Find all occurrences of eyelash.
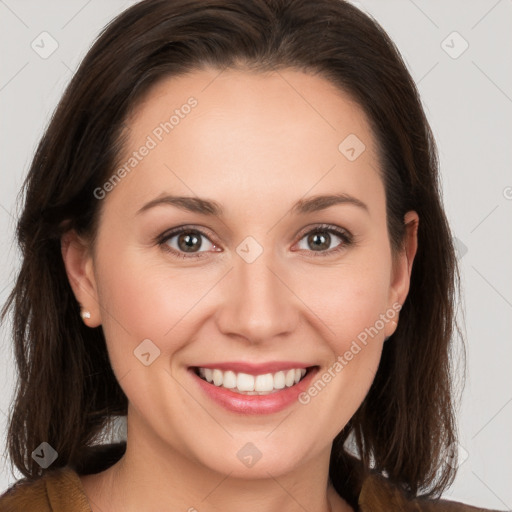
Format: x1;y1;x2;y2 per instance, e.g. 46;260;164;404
156;223;354;260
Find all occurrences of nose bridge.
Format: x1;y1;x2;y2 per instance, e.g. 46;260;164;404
216;240;298;343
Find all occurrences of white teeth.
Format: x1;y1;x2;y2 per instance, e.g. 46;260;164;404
222;370;237;389
196;367;309;394
285;369;295;387
212;369;223;386
273;371;285;389
204;368;213;383
237;372;255;391
255;373;274;392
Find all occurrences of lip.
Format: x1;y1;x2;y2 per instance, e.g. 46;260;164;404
188;364;319;415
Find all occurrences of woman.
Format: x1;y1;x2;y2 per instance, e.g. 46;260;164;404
0;0;501;510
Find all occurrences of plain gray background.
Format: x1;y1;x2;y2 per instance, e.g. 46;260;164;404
0;0;511;509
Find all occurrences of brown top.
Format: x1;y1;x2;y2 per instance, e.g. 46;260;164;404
0;443;501;512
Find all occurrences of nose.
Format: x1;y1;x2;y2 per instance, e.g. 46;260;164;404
215;247;300;344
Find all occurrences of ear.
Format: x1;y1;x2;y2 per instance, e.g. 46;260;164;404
61;230;102;327
385;210;419;338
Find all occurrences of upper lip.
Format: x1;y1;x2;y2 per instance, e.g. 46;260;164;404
190;361;316;375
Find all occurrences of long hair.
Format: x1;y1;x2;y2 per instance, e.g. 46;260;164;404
2;0;462;502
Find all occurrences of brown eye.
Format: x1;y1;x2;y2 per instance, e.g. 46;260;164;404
306;231;332;251
159;227;219;258
295;225;353;257
177;231;202;252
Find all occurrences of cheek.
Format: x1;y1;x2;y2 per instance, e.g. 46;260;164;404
93;243;219;371
294;257;392;348
294;268;390;441
290;251;392;408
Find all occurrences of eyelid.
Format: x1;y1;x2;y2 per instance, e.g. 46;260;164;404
156;224;218;244
293;223;352;242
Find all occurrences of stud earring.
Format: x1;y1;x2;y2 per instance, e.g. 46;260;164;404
80;309;91;320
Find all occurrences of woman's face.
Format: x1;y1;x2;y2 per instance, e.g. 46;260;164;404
64;67;417;478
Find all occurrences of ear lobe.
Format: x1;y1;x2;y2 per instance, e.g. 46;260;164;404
61;230;102;327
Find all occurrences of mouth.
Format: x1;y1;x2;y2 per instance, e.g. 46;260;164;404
192;366;314;395
188;363;319;414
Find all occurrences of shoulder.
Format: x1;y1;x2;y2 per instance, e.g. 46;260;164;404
0;466;91;512
0;442;125;511
0;472;51;512
359;471;502;512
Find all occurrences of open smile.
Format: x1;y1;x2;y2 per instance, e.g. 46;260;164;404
188;363;319;414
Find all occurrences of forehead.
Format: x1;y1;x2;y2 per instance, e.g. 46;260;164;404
127;67;374;145
109;67;382;213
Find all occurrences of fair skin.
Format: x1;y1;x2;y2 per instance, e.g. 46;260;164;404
62;67;418;512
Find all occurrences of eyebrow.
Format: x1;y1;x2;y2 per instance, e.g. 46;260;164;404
136;193;369;217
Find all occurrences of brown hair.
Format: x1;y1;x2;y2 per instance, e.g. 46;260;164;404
1;0;463;504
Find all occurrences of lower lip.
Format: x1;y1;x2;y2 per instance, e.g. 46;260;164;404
189;367;319;415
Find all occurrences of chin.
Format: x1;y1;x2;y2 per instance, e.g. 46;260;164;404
187;435;315;479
